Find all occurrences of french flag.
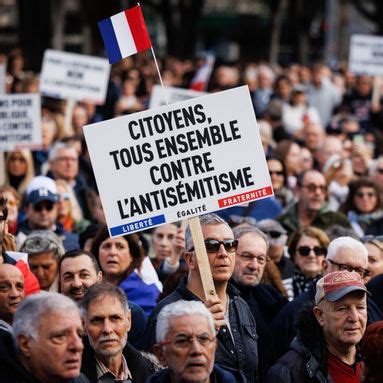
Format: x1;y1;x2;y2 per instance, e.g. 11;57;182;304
98;5;152;64
190;54;215;91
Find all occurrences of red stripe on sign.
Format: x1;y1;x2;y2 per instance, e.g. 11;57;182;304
125;6;152;53
218;186;273;208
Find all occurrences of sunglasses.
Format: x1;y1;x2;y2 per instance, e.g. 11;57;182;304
33;203;54;212
355;191;376;198
190;239;238;253
269;170;284;176
296;246;326;257
264;230;285;239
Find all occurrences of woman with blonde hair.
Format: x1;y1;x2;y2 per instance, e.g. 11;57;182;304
55;179;89;233
3;149;35;196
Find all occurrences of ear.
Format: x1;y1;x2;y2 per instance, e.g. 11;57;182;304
313;305;325;327
184;251;197;270
18;334;32;358
97;271;103;282
322;259;328;274
153;344;167;366
125;309;132;333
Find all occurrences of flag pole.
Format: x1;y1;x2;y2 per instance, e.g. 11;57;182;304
150;46;169;106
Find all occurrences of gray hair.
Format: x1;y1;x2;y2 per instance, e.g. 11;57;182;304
233;225;270;251
13;292;79;344
20;230;65;261
185;213;231;251
156;300;215;343
327;236;368;268
80;282;129;319
48;142;78;162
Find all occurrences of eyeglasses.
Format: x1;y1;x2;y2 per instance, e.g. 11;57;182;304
159;333;215;349
301;184;327;193
263;230;285;239
238;252;268;265
296;246;327;257
190;239;238;253
33;202;54;212
327;259;370;278
269;170;284;176
355;191;376;199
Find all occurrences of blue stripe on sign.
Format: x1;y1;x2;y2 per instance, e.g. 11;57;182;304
98;17;122;64
110;214;166;236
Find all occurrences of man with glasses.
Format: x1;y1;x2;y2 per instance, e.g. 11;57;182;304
231;225;287;378
144;213;259;383
269;236;382;362
81;282;153;382
149;300;237;382
17;176;79;251
278;169;350;236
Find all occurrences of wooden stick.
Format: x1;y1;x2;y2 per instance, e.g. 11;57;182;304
188;216;216;300
63;98;75;136
372;76;381;106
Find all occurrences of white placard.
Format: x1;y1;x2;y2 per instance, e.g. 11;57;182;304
149;85;206;108
84;86;273;237
40;49;110;104
0;64;5;94
0;94;41;151
349;34;383;76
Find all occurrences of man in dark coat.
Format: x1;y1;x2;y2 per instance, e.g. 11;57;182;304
144;213;259;383
266;271;368;383
270;236;382;361
81;282;153;382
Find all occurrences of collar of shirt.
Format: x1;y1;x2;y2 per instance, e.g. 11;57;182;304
96;354;132;381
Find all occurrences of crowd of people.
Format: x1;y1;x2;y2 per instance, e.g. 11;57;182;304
0;47;383;382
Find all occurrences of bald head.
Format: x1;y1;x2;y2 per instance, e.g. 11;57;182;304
0;264;25;324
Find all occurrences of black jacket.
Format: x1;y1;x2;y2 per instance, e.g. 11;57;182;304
230;280;287;378
81;337;154;383
269;284;383;362
146;364;239;383
144;277;259;383
266;303;332;383
0;330;89;383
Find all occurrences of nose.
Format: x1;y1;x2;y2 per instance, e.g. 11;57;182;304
189;337;204;354
72;275;81;288
347;306;359;322
9;285;22;298
35;267;45;279
69;332;84;352
102;319;113;335
217;243;229;257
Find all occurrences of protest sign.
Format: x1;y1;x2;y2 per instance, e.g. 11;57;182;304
0;64;5;94
40;49;110;104
149;85;206;108
0;94;41;151
84;85;273;237
349;34;383;76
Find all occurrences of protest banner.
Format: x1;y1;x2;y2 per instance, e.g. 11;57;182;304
40;49;110;104
349;34;383;77
0;64;5;94
84;85;273;238
149;85;206;109
0;94;41;151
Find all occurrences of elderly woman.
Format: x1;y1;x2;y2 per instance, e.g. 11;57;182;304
341;178;383;236
287;226;330;299
91;226;162;315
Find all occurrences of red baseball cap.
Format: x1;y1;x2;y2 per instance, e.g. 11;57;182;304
315;270;369;305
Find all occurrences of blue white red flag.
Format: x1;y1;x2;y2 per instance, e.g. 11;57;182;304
98;5;152;64
190;54;215;91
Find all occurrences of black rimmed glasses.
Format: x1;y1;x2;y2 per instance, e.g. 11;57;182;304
327;259;370;278
296;246;327;257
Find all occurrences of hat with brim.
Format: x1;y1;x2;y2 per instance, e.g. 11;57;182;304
27;188;58;205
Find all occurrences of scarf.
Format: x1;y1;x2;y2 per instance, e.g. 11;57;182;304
292;268;322;298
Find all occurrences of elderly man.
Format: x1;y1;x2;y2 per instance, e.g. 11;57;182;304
21;230;65;291
17;175;79;251
270;236;382;361
148;300;236;382
266;271;368;382
0;292;88;382
278;169;350;236
145;213;259;383
81;283;153;382
0;264;24;333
